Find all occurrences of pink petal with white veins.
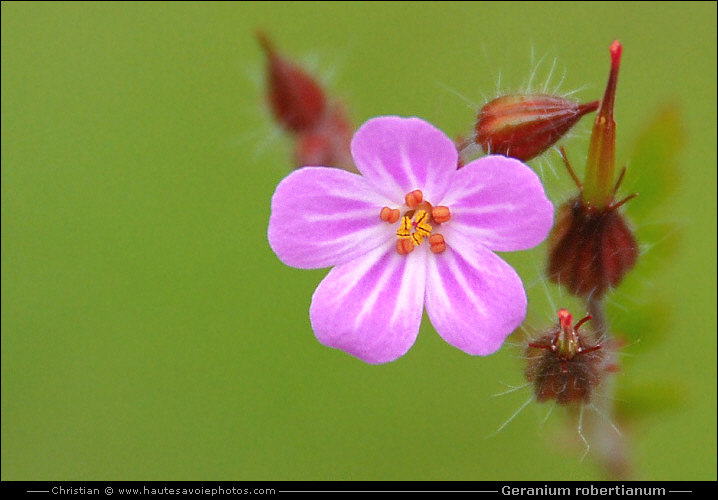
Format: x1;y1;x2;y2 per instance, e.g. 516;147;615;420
439;155;554;252
310;243;428;364
351;116;458;204
424;235;527;356
268;167;394;269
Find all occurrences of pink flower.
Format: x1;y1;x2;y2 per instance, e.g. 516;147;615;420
268;116;554;364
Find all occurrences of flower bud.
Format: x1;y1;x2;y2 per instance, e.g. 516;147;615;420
525;309;605;405
258;32;357;173
257;31;326;134
473;94;598;162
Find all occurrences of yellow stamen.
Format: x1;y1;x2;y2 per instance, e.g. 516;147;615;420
397;210;432;249
413;210;432;237
397;216;412;239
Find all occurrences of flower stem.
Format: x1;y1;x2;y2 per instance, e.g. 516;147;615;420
585;296;631;479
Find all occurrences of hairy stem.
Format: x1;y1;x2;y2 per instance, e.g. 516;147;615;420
586;297;631;479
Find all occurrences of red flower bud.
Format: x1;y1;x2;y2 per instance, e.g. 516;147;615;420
257;32;357;172
257;31;326;134
472;94;598;162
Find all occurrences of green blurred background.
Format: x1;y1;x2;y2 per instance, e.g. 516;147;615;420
2;1;715;481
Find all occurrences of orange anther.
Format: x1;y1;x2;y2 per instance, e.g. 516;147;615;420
380;206;400;224
429;233;446;254
405;190;423;208
431;206;451;224
428;233;445;246
430;241;447;254
396;238;414;255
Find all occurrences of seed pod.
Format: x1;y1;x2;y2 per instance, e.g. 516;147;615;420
546;42;638;299
525;309;605;405
547;197;638;298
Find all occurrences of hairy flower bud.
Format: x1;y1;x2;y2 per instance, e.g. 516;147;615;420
258;32;356;172
472;94;598;162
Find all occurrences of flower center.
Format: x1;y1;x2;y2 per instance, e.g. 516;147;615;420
379;189;451;255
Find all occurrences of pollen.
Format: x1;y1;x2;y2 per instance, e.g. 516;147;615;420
413;210;432;238
395;209;433;253
396;215;413;239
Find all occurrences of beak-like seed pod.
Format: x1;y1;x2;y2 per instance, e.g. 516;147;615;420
546;41;638;299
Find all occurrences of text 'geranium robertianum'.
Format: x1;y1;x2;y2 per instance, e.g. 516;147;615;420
268;116;554;364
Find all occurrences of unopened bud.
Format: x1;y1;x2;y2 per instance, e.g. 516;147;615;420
258;32;357;172
472;94;598;162
258;31;326;134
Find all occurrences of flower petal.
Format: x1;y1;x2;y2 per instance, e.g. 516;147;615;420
439;155;554;252
310;243;427;364
268;167;394;269
425;238;526;356
351;116;458;204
